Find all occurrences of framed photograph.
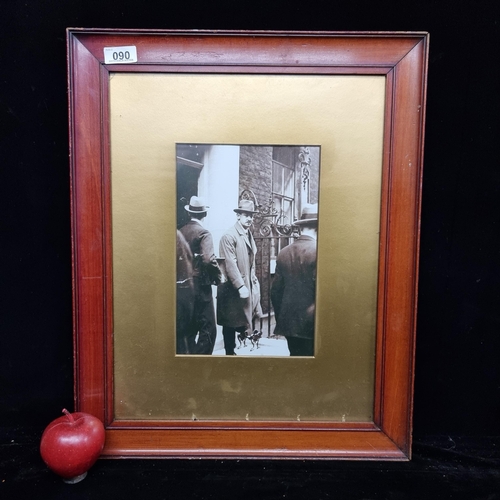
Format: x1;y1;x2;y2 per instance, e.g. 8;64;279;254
68;30;429;459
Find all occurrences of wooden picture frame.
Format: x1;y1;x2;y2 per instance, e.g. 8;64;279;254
67;29;428;459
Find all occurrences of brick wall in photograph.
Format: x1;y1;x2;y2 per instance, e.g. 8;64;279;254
239;145;273;209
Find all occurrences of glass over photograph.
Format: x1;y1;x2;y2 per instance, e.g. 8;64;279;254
176;144;321;357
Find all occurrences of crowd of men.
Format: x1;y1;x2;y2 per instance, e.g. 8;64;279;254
176;196;318;357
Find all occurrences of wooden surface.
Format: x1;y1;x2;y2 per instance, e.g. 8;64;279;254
68;30;429;459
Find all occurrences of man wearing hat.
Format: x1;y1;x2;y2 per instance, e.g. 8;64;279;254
179;196;222;354
217;199;263;355
271;203;318;356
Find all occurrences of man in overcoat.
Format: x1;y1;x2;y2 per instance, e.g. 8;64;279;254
179;196;222;354
217;200;263;355
271;204;318;356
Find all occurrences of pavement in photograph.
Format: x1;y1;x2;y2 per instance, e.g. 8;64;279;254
212;330;290;356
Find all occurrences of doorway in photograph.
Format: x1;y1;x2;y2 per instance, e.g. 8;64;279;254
176;144;321;357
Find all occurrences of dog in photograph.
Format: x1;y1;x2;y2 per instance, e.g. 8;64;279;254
236;330;248;349
249;329;262;351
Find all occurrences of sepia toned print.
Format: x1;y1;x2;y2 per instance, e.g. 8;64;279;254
176;144;320;357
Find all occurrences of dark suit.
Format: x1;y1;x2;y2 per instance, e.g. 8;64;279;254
271;235;317;356
179;220;221;354
176;231;195;354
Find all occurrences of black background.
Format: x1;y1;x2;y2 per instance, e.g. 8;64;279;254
1;1;499;498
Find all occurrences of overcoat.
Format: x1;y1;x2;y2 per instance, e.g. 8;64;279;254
179;220;221;297
217;222;262;329
179;219;222;354
271;235;317;339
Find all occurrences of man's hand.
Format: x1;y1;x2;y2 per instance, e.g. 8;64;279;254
238;285;250;299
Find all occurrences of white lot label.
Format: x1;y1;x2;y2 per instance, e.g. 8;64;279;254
104;46;137;64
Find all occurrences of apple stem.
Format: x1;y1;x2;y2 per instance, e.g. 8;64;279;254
62;408;75;423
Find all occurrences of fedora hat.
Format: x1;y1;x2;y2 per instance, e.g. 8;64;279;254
184;196;209;214
234;199;258;214
294;203;318;225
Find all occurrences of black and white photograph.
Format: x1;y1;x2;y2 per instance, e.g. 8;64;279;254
176;144;321;357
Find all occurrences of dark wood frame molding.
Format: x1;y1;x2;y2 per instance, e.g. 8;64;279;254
67;29;429;460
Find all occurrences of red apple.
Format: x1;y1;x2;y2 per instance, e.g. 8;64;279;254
40;409;105;483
